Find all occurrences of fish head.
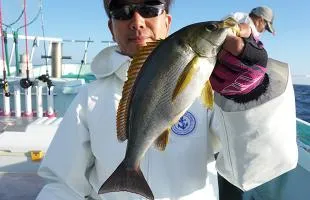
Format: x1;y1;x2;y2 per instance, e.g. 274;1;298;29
187;18;239;58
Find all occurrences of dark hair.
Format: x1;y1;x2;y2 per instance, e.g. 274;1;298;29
163;0;173;13
249;12;260;20
103;0;173;17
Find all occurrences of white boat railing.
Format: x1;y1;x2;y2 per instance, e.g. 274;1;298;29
0;32;115;119
0;32;115;71
296;118;310;153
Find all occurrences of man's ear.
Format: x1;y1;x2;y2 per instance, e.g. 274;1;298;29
108;19;115;41
165;14;172;36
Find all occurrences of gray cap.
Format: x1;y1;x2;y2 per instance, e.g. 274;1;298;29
250;6;275;34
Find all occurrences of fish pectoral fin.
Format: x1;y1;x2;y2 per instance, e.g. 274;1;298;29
154;128;171;151
172;56;200;102
200;80;214;109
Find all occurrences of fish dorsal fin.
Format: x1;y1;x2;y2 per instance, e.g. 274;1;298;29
172;56;200;101
154;128;170;151
116;41;160;142
200;80;214;109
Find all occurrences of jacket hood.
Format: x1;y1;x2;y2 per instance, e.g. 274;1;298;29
91;45;132;81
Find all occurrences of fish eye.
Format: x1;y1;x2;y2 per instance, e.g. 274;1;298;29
205;24;218;32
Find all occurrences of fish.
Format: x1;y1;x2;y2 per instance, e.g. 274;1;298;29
98;17;239;199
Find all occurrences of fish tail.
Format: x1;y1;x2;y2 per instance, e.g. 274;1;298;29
98;161;154;200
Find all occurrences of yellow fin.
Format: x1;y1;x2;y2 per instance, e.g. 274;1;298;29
154;128;170;151
216;17;239;29
200;80;214;109
116;41;161;142
221;17;240;36
172;56;200;101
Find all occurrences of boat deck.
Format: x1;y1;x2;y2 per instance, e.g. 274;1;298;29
0;173;45;200
1;163;310;200
0;78;309;200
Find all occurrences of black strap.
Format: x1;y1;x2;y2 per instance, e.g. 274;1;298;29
238;34;268;67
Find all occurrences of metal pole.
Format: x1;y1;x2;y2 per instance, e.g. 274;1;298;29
3;31;11;76
20;53;32;78
13;32;21;76
51;42;62;78
9;43;15;68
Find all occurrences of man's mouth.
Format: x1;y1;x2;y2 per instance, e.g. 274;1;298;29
128;36;150;45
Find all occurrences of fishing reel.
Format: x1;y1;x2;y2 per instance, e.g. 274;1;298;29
20;77;33;89
0;79;10;97
37;74;54;95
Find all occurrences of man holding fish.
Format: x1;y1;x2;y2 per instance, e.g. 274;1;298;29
36;1;298;200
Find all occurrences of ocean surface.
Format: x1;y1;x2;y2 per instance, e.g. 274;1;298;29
294;84;310;123
294;84;310;148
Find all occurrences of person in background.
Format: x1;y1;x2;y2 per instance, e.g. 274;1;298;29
230;6;275;39
210;6;275;106
212;6;287;200
36;1;297;200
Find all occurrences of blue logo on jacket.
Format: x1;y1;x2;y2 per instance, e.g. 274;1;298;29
172;111;196;136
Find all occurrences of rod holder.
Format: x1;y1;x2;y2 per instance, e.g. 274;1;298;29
46;86;55;117
14;85;21;117
23;87;33;117
2;90;11;116
36;86;43;117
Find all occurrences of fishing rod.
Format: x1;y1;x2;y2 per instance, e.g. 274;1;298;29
76;37;92;80
0;0;10;97
2;5;24;29
36;0;53;94
20;0;44;89
39;0;47;74
19;0;32;90
5;0;42;77
2;30;10;76
1;2;25;77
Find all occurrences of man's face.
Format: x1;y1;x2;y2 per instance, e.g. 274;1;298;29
255;17;267;33
108;0;172;57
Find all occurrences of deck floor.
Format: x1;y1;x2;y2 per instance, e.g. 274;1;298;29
0;173;45;200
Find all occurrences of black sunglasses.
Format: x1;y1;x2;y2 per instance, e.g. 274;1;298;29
110;3;165;20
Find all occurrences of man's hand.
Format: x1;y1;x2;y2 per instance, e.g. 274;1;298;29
238;23;252;38
222;35;245;56
223;23;253;56
210;34;268;100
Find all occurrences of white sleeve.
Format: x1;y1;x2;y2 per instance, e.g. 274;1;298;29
221;12;249;23
36;86;94;200
210;58;298;191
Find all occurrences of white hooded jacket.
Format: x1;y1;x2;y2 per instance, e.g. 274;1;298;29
36;45;298;200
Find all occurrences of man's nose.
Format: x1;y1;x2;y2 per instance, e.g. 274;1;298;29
129;11;146;30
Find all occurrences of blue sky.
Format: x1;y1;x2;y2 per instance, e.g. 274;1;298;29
2;0;310;76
